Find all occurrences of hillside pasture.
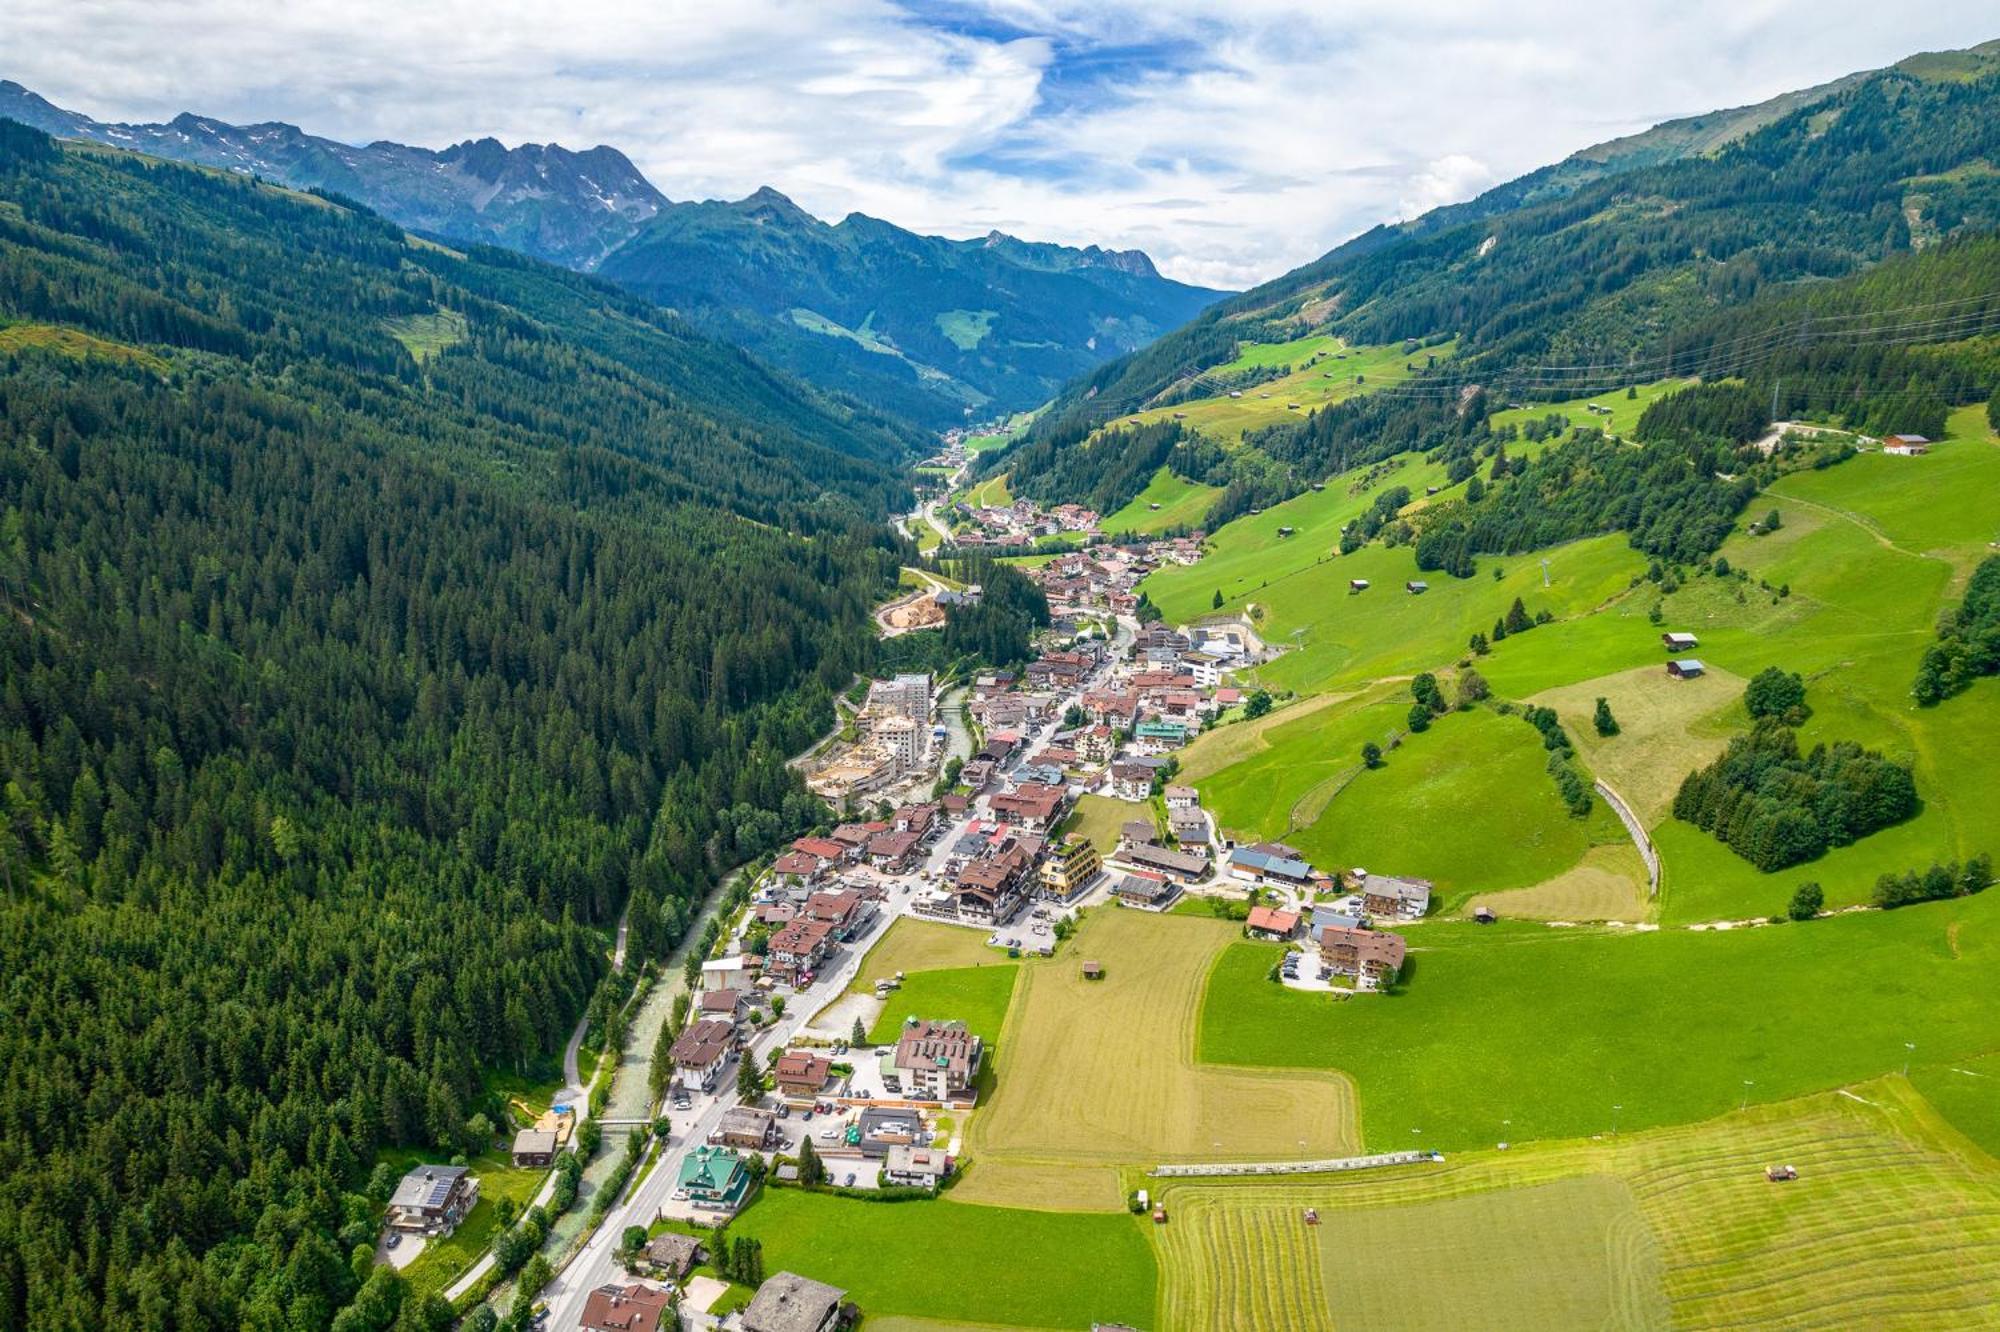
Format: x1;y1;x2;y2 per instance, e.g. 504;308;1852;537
1284;704;1634;904
1100;465;1224;535
1106;338;1458;445
1200;884;2000;1151
1485;377;1691;442
1466;841;1654;922
1530;661;1745;824
0;321;170;373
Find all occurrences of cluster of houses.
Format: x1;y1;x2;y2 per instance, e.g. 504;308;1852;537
1230;844;1432;990
945;496;1102;549
807;672;942;804
589;1265;849;1332
1019;538;1203;616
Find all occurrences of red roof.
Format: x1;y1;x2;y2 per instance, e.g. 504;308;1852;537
1246;906;1300;934
772;851;823;877
582;1282;671;1332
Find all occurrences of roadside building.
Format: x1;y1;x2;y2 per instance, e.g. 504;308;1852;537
670;1019;735;1091
1319;924;1407;983
767;917;837;986
642;1233;705;1280
773;1050;833;1103
1119;843;1209;884
581;1282;673;1332
715;1105;778;1151
699;988;745;1022
676;1145;751;1213
805;887;870;939
991;781;1070;831
883;1143;948;1189
1109;761;1154;802
1227;845;1315;890
1112;870;1181;911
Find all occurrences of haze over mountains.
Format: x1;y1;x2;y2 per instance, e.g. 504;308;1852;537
0;80;1226;426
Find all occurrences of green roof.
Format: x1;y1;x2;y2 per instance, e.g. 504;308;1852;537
677;1145;748;1198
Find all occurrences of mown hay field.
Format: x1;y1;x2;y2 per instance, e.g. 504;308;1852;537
1153;1080;2000;1330
963;910;1359;1194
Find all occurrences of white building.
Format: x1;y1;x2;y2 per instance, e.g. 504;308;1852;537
868;672;933;724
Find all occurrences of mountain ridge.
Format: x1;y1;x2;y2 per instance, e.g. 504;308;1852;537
0;79;1226;425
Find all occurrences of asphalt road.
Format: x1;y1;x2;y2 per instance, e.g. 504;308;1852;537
531;633;1128;1328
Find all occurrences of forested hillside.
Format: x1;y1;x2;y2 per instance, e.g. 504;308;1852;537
0;120;908;1330
1012;41;2000;446
0;82;1226;429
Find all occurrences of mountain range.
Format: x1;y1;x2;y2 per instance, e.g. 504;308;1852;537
0;80;1226;426
1019;39;2000;445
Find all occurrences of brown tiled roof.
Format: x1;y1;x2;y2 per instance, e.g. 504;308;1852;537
581;1282;671;1332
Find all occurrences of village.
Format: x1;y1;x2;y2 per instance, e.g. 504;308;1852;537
441;523;1444;1332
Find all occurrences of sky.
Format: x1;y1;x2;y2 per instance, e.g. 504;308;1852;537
3;2;1995;288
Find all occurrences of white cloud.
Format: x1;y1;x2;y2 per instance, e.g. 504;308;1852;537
2;1;1995;287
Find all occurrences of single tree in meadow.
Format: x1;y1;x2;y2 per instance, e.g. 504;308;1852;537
1788;882;1824;921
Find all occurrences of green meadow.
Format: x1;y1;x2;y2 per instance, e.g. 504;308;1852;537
1101;465;1224;534
866;963;1019;1044
1105;338;1458;445
1198;883;2000;1151
726;1187;1156;1329
1486;377;1692;441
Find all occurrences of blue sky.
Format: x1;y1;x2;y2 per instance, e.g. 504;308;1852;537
4;1;1996;287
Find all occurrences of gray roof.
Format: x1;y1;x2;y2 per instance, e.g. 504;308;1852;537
1310;907;1365;932
1230;846;1312;880
741;1271;847;1332
389;1164;467;1211
1362;873;1433;906
1114;873;1176;902
1123;843;1207;876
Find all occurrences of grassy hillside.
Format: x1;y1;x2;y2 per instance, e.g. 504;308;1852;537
1101;466;1226;534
